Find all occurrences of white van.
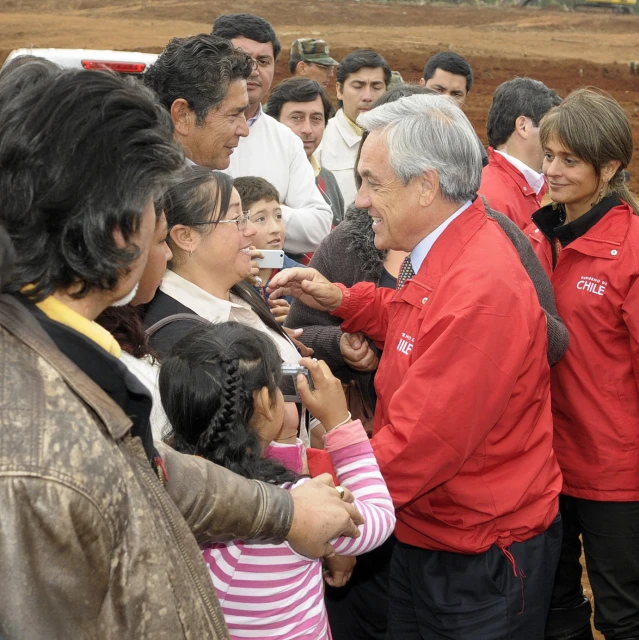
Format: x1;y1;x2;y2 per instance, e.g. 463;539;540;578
3;48;158;75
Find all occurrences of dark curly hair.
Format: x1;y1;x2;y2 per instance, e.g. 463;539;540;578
144;34;254;125
0;69;184;302
160;322;298;484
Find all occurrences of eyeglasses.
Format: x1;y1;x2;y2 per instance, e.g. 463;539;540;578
198;211;251;231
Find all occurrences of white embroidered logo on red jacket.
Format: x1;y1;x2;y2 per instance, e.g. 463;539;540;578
397;332;415;356
576;276;608;296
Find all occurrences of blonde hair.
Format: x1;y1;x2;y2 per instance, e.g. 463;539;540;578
540;88;638;215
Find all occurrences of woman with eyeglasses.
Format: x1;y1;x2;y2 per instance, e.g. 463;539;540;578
143;167;298;359
142;167;303;438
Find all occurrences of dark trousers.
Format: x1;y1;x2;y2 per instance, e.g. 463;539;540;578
545;495;639;640
325;536;395;640
386;514;562;640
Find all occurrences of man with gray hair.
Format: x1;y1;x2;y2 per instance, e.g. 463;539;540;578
268;94;562;639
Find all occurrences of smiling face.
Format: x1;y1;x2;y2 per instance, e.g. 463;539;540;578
424;68;468;107
279;96;327;158
110;198;157;305
543;135;601;219
355;131;427;252
337;67;387;123
232;36;275;107
186;79;250;170
196;187;257;290
133;212;172;305
248;198;285;250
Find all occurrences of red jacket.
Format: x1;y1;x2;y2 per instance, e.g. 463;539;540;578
479;148;546;231
332;199;561;554
527;202;639;501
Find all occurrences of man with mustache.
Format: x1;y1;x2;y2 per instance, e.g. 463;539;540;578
213;14;333;257
144;34;253;172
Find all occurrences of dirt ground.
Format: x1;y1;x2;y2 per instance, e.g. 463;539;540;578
1;0;638;193
0;0;630;635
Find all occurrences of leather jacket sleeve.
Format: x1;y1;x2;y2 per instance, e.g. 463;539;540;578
157;441;295;545
0;476;112;639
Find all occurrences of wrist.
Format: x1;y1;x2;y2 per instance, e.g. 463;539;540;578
329;285;345;312
274;432;298;443
323;412;352;432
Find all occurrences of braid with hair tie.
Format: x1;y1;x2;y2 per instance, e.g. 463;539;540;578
162;322;299;485
213;356;242;435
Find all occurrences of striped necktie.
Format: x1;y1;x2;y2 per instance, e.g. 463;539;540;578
397;255;415;290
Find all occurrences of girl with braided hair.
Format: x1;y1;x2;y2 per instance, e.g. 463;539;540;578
159;321;395;640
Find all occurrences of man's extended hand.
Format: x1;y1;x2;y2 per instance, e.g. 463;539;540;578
288;473;364;558
340;332;379;372
267;268;343;312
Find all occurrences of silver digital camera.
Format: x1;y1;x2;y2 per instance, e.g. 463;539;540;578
281;364;314;402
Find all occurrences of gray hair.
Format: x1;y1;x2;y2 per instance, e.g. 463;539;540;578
357;94;482;203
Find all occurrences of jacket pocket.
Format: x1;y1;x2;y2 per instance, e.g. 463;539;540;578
603;379;638;451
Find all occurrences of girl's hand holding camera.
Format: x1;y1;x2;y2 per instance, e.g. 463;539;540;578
296;357;350;431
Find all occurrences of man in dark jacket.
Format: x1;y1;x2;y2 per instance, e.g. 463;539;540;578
0;65;363;639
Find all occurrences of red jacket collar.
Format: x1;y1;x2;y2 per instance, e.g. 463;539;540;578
405;198;488;292
487;147;545;200
530;202;633;261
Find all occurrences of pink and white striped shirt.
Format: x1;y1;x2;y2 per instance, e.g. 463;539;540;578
201;419;395;639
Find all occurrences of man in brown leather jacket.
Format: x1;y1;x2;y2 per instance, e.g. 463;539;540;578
0;67;362;639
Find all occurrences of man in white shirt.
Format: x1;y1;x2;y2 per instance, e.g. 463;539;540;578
479;77;562;230
265;77;345;227
212;14;333;256
144;34;253;171
315;49;390;212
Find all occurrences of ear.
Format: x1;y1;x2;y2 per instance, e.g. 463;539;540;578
336;82;344;102
514;115;530;140
602;159;622;184
169;224;198;254
112;226;127;250
296;60;307;76
170;98;194;138
252;386;275;423
418;77;426;87
417;169;439;208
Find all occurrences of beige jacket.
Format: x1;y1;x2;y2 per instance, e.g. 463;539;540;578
0;294;294;639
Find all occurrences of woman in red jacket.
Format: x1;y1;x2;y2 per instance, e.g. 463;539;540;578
527;89;639;640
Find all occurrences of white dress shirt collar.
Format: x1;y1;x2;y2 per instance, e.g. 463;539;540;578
494;149;545;195
247;103;263;128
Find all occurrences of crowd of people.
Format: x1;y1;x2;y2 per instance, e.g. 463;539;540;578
0;10;637;640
